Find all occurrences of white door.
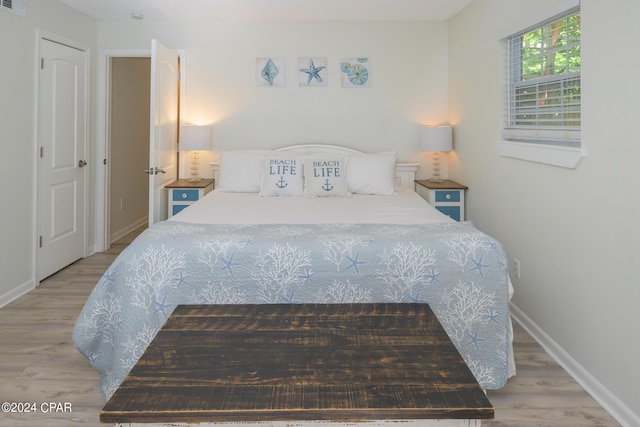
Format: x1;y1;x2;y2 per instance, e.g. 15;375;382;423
38;38;88;280
148;40;179;224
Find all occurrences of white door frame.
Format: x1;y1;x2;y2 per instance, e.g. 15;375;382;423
35;29;90;280
95;49;150;252
95;48;186;252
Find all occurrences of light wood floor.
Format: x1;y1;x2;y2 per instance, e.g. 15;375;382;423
0;227;621;426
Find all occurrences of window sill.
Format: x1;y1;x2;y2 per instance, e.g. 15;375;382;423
496;140;586;169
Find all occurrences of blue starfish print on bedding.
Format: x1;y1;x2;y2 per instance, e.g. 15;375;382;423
466;329;484;350
220;253;240;277
153;295;173;319
174;272;188;286
484;308;499;323
299;58;326;84
279;291;299;304
344;252;366;275
426;268;441;284
99;270;117;288
298;269;314;284
408;291;428;303
470;255;490;277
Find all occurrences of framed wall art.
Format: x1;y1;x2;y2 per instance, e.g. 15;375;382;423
340;58;370;88
298;57;327;87
256;57;285;87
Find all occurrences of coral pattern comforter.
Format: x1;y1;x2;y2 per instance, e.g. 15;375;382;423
73;220;512;398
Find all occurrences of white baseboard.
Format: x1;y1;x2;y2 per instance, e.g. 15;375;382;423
0;278;36;309
510;302;639;427
110;217;148;245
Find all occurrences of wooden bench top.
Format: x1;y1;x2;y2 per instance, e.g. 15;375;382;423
101;303;493;424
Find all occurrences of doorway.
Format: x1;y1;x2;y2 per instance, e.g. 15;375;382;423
108;57;150;243
95;48;184;252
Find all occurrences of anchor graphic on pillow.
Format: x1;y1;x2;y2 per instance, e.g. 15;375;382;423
322;179;333;191
276;176;288;189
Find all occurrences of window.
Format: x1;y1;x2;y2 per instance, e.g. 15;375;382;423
498;1;583;168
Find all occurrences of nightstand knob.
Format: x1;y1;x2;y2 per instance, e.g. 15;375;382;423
445;194;452;200
181;193;188;199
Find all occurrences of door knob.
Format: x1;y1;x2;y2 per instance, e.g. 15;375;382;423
144;167;167;175
78;160;87;167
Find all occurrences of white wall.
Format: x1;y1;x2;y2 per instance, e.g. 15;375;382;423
96;20;449;177
0;1;96;306
4;0;637;424
448;0;640;424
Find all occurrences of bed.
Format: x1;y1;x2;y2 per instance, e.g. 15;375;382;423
73;144;515;400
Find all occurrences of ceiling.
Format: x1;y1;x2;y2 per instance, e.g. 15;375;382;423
56;0;476;22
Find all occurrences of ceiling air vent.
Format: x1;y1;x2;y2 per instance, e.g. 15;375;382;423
1;0;25;16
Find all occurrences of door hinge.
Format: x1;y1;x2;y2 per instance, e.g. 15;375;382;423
39;236;43;248
41;58;44;70
103;158;108;165
40;146;44;158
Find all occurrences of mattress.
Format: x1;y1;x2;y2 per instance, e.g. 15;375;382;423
169;187;454;225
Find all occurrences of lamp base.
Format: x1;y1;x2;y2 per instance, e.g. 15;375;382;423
187;177;202;182
427;177;444;183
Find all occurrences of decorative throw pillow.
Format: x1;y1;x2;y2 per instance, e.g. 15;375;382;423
259;156;304;197
303;157;350;197
346;151;397;195
217;150;274;192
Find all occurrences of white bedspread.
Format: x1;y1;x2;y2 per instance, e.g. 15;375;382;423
169;187;454;225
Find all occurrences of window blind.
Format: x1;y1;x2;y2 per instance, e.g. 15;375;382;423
502;6;581;146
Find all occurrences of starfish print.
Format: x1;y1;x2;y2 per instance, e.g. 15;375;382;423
470;255;490;277
466;329;485;350
484;308;499;323
344;252;366;275
408;291;428;303
153;295;173;319
426;268;441;284
174;271;188;286
298;269;314;284
220;253;240;277
100;270;117;287
299;59;326;84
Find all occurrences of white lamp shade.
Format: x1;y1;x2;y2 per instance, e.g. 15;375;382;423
180;125;211;151
420;126;453;152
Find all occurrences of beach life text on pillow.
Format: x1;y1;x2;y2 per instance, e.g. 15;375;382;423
260;156;304;196
304;157;350;197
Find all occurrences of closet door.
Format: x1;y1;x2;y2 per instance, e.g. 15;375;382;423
38;37;88;280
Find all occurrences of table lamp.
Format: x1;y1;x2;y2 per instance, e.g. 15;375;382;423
420;126;453;183
180;125;211;182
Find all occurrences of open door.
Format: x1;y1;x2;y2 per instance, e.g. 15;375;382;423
148;39;179;225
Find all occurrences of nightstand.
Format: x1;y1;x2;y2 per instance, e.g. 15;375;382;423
166;179;214;217
414;179;468;221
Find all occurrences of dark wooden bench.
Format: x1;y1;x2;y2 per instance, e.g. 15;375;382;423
101;303;493;425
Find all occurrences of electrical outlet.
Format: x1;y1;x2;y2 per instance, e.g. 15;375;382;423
512;258;521;279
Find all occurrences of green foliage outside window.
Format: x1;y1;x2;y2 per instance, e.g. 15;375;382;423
512;11;581;128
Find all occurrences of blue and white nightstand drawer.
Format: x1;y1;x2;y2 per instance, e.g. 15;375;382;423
435;206;462;222
414;180;467;222
434;190;461;203
172;189;200;201
166;179;214;218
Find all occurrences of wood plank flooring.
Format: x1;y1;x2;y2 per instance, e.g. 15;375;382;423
0;227;621;427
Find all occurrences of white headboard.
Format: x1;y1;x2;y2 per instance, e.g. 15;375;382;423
210;144;419;190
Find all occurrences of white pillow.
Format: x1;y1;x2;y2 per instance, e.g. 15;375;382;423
346;151;397;195
303;157;350;197
217;150;274;192
259;156;304;197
